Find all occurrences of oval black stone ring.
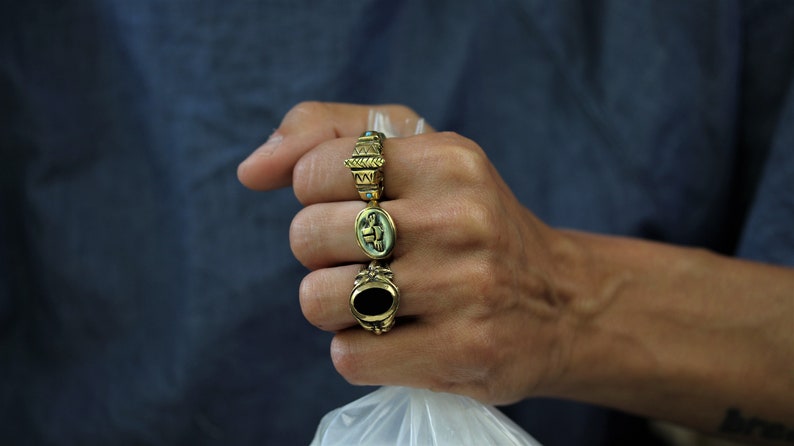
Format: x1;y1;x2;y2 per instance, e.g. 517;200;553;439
349;261;399;335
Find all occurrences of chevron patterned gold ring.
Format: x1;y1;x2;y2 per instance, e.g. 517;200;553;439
345;131;399;333
344;130;387;202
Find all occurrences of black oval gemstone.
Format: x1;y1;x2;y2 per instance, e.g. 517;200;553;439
354;288;393;316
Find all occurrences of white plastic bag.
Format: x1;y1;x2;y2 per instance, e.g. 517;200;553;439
310;110;543;445
310;386;542;446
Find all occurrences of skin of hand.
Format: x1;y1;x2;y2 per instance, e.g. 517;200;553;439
239;102;794;444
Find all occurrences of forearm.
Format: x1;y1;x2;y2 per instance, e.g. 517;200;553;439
550;230;794;444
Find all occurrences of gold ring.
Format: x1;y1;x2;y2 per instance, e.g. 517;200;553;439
344;131;386;202
354;202;396;260
350;261;399;335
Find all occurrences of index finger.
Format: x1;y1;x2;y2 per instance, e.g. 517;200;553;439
237;102;421;191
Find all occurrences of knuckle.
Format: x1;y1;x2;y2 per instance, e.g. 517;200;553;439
463;200;499;243
434;132;490;184
298;274;326;326
287;101;326;121
292;165;308;203
420;199;499;249
291;153;316;204
292;138;341;205
422;326;498;397
459;257;503;314
466;322;500;364
455;152;490;185
288;209;316;267
330;338;366;385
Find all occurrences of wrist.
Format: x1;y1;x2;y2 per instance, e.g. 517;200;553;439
542;230;701;408
530;227;620;397
541;230;794;432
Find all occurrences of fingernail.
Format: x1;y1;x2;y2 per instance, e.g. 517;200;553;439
238;132;284;182
239;132;283;171
254;132;283;157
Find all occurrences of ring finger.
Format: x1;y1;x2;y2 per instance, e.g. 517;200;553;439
299;257;466;332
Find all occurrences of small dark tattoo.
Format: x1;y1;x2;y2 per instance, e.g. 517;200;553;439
718;408;794;443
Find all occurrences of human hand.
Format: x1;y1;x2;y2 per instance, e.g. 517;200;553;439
238;102;577;405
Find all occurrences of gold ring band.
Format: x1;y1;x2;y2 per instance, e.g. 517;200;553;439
350;261;399;335
344;131;386;202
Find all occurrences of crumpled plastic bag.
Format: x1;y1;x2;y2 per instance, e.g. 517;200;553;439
310;386;542;446
310;110;543;445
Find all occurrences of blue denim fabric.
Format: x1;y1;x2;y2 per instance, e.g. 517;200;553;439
2;1;793;445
